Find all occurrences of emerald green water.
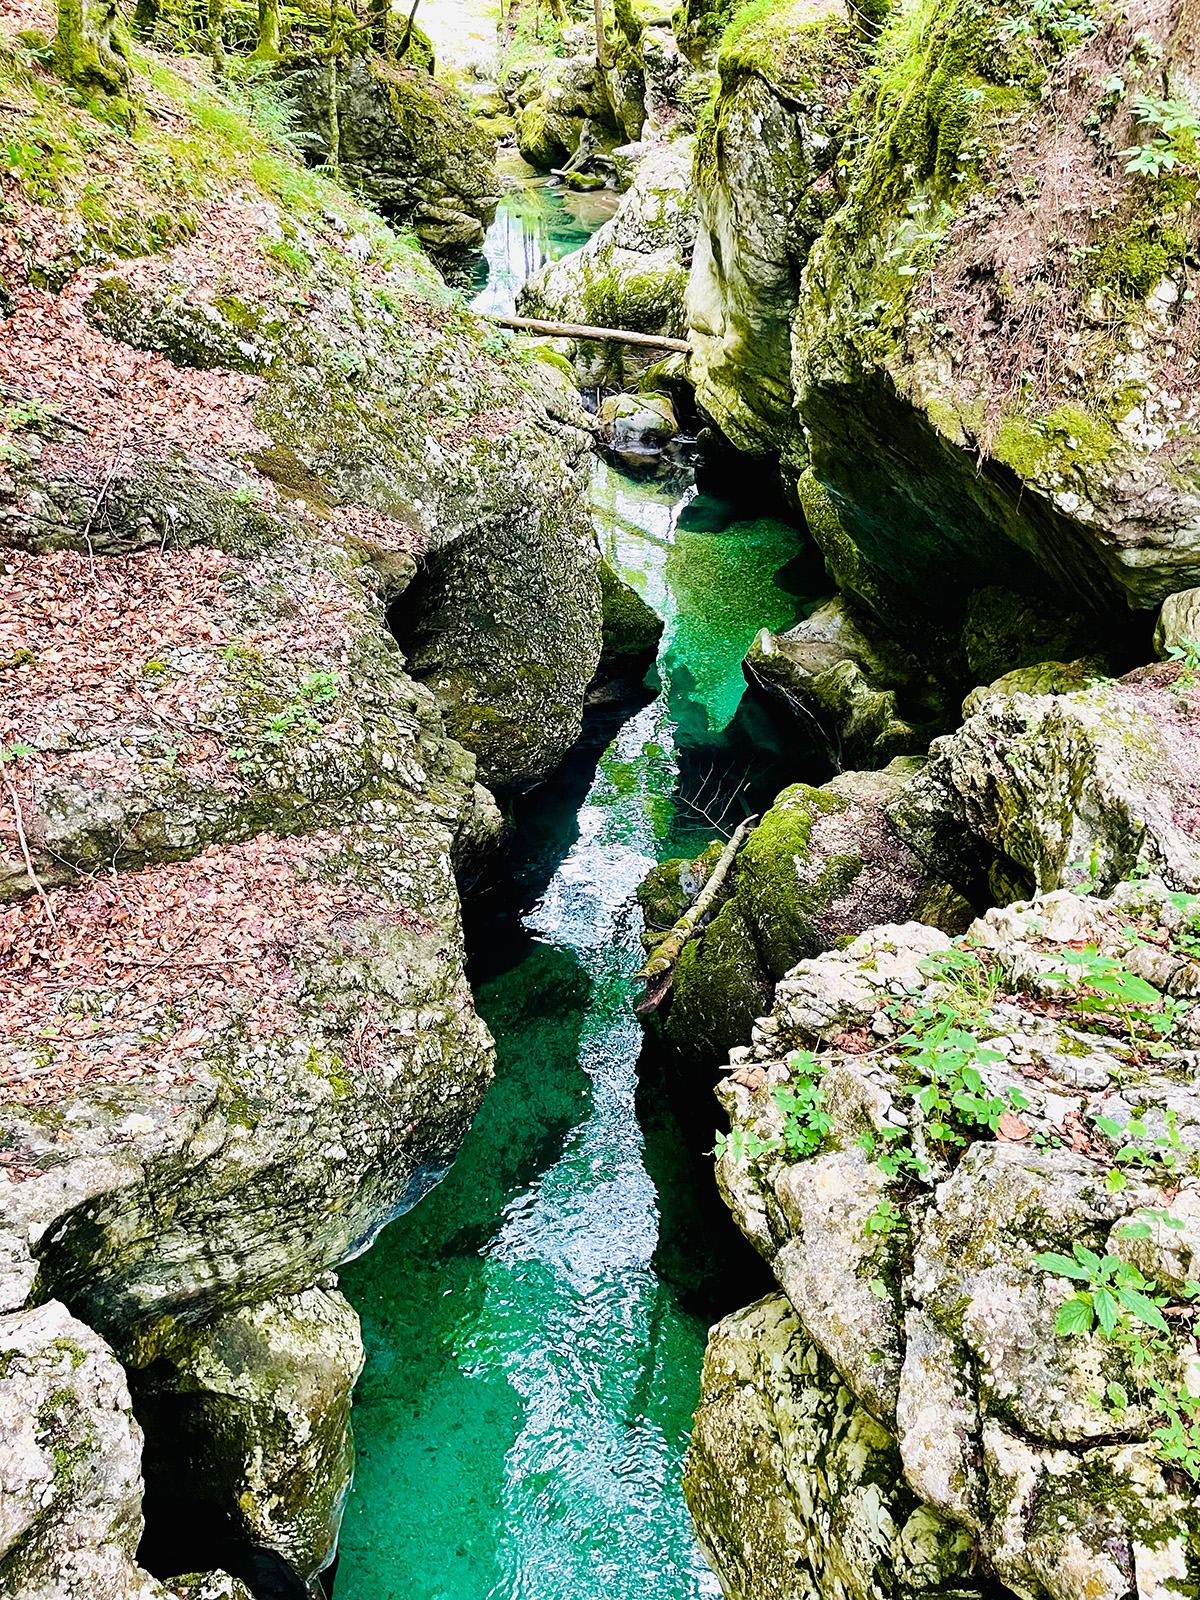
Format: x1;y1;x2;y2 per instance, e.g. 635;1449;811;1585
334;453;825;1600
468;153;619;318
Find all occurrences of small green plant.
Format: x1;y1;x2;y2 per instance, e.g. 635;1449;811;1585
1095;1108;1190;1191
1051;945;1179;1050
1166;638;1200;689
865;1196;906;1237
1119;94;1200;177
714;1051;833;1167
1034;1240;1170;1337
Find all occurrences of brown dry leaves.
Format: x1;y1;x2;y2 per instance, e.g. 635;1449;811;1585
0;831;429;1111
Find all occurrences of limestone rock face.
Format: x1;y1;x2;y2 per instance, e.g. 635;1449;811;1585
684;1295;978;1600
689;0;1200;639
518;141;695;385
279;56;500;254
686;1;861;456
696;885;1200;1599
892;666;1200;905
132;1289;363;1586
389;432;603;792
0;105;598;1595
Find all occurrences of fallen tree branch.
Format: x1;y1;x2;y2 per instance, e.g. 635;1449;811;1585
633;814;756;1014
486;314;690;353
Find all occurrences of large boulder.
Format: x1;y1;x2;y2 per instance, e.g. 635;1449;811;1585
891;664;1200;906
684;1295;981;1600
132;1289;363;1588
518;141;695;385
0;1297;247;1600
651;760;960;1066
698;885;1200;1599
689;0;1200;647
278;55;500;255
686;0;861;456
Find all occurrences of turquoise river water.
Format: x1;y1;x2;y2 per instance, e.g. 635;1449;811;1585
333;183;827;1600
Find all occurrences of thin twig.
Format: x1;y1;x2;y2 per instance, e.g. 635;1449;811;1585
81;434;127;579
2;765;56;928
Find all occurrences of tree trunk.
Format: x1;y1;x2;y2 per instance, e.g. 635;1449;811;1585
367;0;387;49
53;0;135;122
209;0;225;73
1170;0;1200;110
593;0;612;69
328;52;340;172
633;816;756;1013
252;0;281;58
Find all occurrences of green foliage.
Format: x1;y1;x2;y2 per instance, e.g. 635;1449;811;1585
714;1049;832;1166
1095;1108;1189;1192
1167;637;1200;689
1147;1377;1200;1482
1048;944;1181;1052
1120;93;1200;178
774;1057;833;1158
996;0;1100;46
1034;1241;1170;1337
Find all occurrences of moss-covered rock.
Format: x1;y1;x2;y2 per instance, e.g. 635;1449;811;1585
278;54;500;253
662;764;937;1065
892;667;1200;903
0;1297;208;1600
960;657;1103;720
684;1295;978;1600
519;140;694;385
686;3;863;455
691;0;1200;639
131;1288;363;1587
599;556;664;676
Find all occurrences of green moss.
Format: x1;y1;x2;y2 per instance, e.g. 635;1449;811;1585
735;784;861;978
666;899;772;1062
1085;204;1193;301
599;558;664;663
992;404;1119;483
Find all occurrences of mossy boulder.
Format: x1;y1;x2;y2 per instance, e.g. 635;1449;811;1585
516;99;578;170
1155;587;1200;660
686;4;862;456
892;668;1200;905
960;657;1103;719
278;54;499;253
131;1288;363;1587
662;765;936;1065
684;1295;978;1600
518;140;695;385
599;558;664;677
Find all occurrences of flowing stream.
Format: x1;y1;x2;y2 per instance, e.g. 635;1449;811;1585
334;181;828;1600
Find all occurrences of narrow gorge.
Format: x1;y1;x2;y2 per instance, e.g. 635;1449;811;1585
6;0;1200;1598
